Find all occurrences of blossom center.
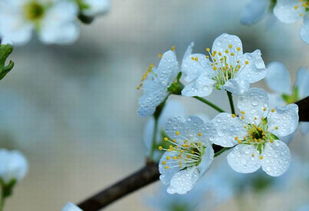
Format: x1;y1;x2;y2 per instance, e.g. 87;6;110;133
237;118;277;154
293;0;309;16
202;46;248;89
23;1;45;22
159;136;206;170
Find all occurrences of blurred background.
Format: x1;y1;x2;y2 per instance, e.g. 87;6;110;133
0;0;309;210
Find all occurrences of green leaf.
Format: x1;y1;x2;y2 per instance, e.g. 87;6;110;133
0;44;14;80
0;178;17;199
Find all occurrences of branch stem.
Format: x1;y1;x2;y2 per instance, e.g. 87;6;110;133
227;91;235;114
194;96;225;113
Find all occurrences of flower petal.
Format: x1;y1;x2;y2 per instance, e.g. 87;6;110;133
62;202;82;211
212;33;243;54
240;0;269;25
261;140;291;176
237;88;269;124
197;144;214;174
167;167;200;194
182;72;215;97
237;50;266;83
81;0;110;16
159;151;181;185
273;0;304;24
156;50;179;87
39;1;79;44
268;104;299;137
296;67;309;98
210;113;247;147
227;144;261;173
138;84;168;117
223;78;250;95
265;62;292;94
300;15;309;44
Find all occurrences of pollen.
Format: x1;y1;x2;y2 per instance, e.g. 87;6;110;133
157;53;163;58
236;47;241;51
240;111;246;115
175;131;180;135
206;48;210;52
163;137;169;141
228;44;233;48
245;60;249;65
271;109;276;112
231;114;237;118
170;46;176;51
197;133;203;137
259;155;264;160
162;161;167;165
158;146;163;150
164;166;169;169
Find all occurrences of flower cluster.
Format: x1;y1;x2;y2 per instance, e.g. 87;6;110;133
138;34;301;195
241;0;309;44
0;0;110;45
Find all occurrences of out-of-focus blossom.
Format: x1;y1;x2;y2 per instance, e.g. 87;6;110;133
181;33;266;96
137;49;179;117
0;0;79;45
158;116;215;194
274;0;309;43
0;149;28;185
265;62;309;134
78;0;111;17
240;0;270;25
62;202;83;211
210;88;298;176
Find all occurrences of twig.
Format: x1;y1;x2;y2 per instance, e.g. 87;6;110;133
77;96;309;210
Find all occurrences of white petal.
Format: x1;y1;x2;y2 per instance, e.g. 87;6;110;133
296;67;309;98
227;144;261;173
39;1;79;44
300;15;309;44
156;50;179;87
223;78;250;95
0;149;28;184
197;145;214;174
138;83;168;117
62;202;82;211
240;0;269;25
268;104;299;137
210;113;247;147
273;0;304;23
0;8;33;46
165;116;211;143
237;88;269;124
237;50;266;83
261;140;291;176
167;167;200;194
265;62;292;94
158;100;186;129
182;72;215;97
181;53;212;83
159;151;181;185
268;93;286;107
212;33;243;54
81;0;110;16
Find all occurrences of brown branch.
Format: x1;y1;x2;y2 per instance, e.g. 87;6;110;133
296;97;309;121
77;97;309;210
77;161;159;211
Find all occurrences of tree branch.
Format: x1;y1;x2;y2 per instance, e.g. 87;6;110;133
78;161;159;210
77;97;309;210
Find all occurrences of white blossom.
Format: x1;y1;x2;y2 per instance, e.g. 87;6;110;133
0;0;79;45
274;0;309;43
79;0;111;17
0;149;28;184
137;49;179;117
210;88;298;176
265;61;309;134
62;202;83;211
181;33;266;97
158;116;215;194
